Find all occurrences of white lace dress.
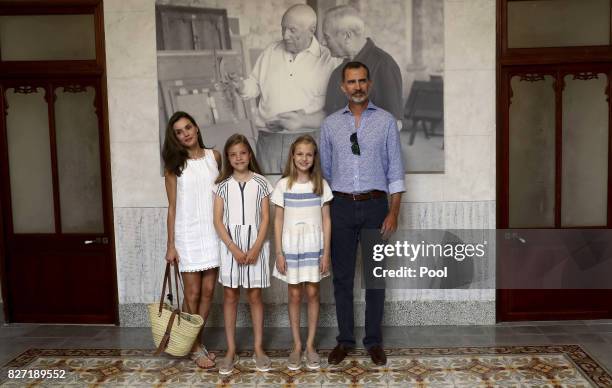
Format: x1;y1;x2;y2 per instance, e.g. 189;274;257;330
174;149;220;272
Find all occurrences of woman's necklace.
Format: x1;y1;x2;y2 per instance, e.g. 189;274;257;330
189;148;203;159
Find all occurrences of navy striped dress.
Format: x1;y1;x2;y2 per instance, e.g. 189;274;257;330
215;173;272;288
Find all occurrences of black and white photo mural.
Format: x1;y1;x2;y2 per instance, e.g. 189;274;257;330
156;0;444;173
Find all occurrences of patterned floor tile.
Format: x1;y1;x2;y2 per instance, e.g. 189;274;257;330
0;345;610;387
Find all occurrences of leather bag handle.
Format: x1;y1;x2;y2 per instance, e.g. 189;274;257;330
171;261;195;316
172;261;183;320
154;309;178;356
158;263;171;315
154;262;184;355
158;262;182;320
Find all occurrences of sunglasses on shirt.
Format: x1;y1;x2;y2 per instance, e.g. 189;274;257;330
350;132;360;156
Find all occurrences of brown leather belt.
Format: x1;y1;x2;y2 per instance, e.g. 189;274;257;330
332;190;386;201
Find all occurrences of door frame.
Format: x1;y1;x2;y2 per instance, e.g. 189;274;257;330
0;0;118;324
496;0;612;321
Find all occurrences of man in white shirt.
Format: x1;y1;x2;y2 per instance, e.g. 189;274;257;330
232;4;340;174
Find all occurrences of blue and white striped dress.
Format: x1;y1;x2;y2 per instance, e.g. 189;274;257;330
215;173;272;288
271;178;333;284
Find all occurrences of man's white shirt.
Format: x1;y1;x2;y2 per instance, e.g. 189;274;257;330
240;37;341;132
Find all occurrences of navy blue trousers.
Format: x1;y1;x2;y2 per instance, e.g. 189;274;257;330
330;195;388;349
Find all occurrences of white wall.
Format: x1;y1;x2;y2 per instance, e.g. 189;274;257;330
103;0;496;325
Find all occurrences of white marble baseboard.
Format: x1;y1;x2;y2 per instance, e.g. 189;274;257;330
114;202;496;305
120;300;495;327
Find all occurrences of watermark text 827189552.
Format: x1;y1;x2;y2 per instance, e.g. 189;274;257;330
7;369;67;379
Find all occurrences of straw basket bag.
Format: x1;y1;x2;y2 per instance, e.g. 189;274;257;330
148;262;203;357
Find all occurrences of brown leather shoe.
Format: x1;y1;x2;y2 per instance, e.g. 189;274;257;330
327;343;350;365
367;345;387;366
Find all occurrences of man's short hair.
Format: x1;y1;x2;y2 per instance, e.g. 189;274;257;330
341;61;370;82
324;5;365;36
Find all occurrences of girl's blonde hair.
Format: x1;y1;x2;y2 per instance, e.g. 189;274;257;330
216;134;262;183
282;135;323;196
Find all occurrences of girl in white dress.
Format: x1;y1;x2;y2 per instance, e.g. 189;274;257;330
162;111;221;369
213;134;273;375
272;135;332;370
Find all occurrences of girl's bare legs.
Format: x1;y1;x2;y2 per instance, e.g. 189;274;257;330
288;284;303;352
305;282;320;353
223;287;240;360
246;288;266;357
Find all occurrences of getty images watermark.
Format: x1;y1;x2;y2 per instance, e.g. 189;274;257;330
360;230;495;289
363;229;612;289
371;239;488;279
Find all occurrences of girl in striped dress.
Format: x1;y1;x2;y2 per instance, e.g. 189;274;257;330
213;134;273;375
271;135;333;370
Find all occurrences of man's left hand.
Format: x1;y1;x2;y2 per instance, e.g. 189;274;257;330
380;213;398;240
276;110;304;132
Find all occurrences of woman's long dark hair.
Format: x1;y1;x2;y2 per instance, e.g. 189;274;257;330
161;111;206;176
215;134;262;184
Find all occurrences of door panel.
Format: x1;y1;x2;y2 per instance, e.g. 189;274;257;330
500;290;612;321
508;74;556;228
5;86;55;233
499;66;612;321
561;73;609;226
8;235;113;323
1;80;117;324
54;85;104;233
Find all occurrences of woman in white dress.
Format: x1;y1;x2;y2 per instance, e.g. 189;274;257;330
162;111;221;369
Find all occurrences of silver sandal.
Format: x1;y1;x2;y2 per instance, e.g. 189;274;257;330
190;348;215;369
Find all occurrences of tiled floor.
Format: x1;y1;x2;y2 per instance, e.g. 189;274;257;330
1;321;611;375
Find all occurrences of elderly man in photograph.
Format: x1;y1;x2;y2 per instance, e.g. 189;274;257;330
320;61;405;366
322;5;403;122
232;4;339;174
